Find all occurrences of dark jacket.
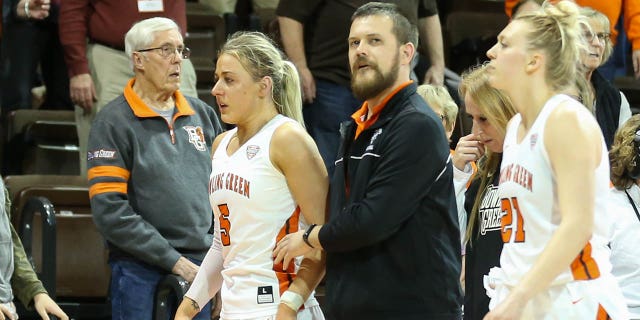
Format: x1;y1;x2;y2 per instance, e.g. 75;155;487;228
592;69;622;149
318;83;462;320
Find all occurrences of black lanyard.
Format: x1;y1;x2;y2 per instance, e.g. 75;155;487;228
623;190;640;222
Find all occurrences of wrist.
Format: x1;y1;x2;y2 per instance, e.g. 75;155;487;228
303;224;318;248
280;290;304;311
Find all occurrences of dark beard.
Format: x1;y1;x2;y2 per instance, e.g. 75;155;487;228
350;54;399;101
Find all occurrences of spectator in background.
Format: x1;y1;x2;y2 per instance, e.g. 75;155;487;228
274;3;462;319
276;0;445;176
608;114;640;320
417;84;458;142
1;0;70;115
506;0;640;80
87;17;222;320
581;7;632;149
59;0;198;176
198;0;279;29
453;65;517;320
0;177;68;320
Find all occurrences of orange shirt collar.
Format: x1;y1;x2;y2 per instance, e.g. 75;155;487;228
351;80;413;140
123;78;194;118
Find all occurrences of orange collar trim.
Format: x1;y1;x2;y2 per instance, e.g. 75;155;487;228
351;80;413;139
123;78;194;118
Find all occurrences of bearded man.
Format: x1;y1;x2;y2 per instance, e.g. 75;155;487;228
272;2;463;319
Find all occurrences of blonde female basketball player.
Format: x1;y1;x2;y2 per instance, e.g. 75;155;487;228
175;32;327;320
483;1;627;319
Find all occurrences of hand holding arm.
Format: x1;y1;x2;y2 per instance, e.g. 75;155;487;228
270;122;328;315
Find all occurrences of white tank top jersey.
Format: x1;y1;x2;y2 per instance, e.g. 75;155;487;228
209;114;318;319
498;94;612;288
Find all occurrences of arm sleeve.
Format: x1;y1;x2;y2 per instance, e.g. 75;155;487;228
276;0;323;22
453;164;473;241
185;231;224;309
59;0;92;77
88;119;182;271
625;0;640;51
319;113;451;251
418;0;438;18
6;187;47;309
10;224;47;309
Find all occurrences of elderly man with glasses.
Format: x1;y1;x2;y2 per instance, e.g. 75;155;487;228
86;17;223;320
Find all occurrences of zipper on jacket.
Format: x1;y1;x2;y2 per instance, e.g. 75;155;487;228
169;126;175;144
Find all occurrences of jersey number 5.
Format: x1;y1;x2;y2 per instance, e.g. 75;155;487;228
218;204;231;246
501;197;526;243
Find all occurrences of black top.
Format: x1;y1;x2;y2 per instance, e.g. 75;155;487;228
276;0;438;87
463;157;504;320
592;69;622;149
318;83;462;320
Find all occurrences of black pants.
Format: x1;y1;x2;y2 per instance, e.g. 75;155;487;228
1;4;71;115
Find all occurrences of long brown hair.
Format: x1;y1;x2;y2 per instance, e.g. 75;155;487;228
459;65;517;244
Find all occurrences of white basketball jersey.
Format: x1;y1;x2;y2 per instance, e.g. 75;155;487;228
498;94;611;287
209;115;317;319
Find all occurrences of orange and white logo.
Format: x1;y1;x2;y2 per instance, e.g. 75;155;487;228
246;145;260;160
183;126;207;151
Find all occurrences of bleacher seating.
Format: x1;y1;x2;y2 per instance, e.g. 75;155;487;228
4;110;79;175
4;175;111;319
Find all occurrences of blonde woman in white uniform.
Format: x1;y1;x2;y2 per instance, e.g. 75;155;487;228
484;1;627;319
175;32;327;320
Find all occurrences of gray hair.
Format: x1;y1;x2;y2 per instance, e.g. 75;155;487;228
124;17;182;69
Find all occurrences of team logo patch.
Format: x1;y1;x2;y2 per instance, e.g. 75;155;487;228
366;128;383;151
256;286;274;304
530;133;538;149
183;126;207;151
246;145;260;160
87;149;116;161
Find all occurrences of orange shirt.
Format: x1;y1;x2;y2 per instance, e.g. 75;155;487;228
504;0;640;50
352;81;413;140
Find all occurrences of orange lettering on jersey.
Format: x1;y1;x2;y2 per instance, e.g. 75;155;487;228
209;173;251;199
499;164;533;191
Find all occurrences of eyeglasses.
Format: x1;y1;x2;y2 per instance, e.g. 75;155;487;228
137;44;191;59
584;31;610;44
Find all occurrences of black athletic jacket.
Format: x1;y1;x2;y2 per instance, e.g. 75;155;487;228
318;83;463;320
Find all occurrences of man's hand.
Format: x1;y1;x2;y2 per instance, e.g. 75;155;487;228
70;73;97;113
33;293;69;320
633;49;640;79
273;230;313;269
172;257;199;283
16;0;50;20
423;64;445;86
275;303;297;320
298;66;316;104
